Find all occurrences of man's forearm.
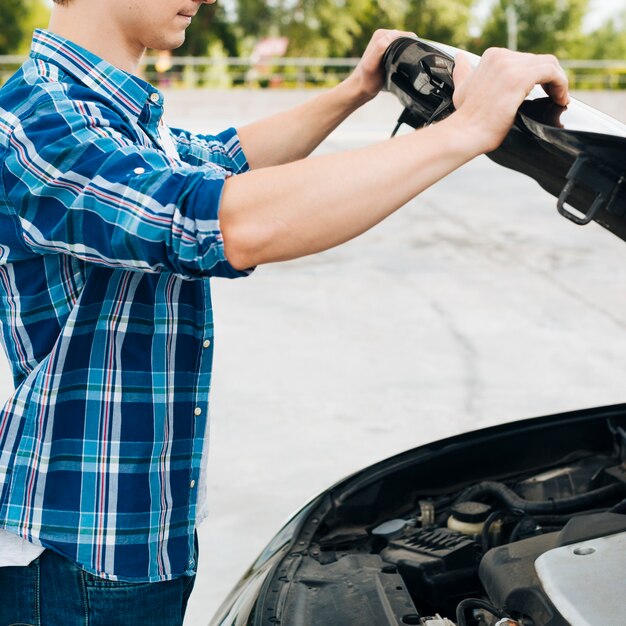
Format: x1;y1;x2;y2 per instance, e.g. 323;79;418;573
220;114;479;270
236;77;370;169
221;46;570;271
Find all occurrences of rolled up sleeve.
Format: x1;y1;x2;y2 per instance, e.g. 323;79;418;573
169;126;250;175
1;95;251;279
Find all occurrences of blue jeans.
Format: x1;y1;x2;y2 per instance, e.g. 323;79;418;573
0;533;198;626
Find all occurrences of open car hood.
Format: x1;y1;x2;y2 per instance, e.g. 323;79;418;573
383;38;626;240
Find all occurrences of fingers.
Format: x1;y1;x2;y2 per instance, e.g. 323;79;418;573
519;62;569;106
362;29;419;69
489;48;570;106
371;28;417;51
540;70;570;107
515;53;570;106
452;53;473;88
449;47;571;154
451;52;473;109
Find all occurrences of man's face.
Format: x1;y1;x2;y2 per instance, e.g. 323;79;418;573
108;0;213;51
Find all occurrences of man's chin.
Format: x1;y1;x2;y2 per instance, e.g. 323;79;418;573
146;32;186;52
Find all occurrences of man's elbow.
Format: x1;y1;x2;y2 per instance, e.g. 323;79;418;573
219;178;293;269
221;221;257;271
221;212;296;270
221;207;281;270
219;179;262;270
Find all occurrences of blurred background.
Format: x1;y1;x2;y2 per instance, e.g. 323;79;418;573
1;0;625;88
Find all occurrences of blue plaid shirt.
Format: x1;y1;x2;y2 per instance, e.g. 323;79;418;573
0;29;251;582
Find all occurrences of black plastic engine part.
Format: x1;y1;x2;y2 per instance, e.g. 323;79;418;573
515;455;613;501
606;462;626;485
480;531;569;626
611;497;626;513
380;527;481;616
275;554;419;626
556;511;626;545
479;512;626;625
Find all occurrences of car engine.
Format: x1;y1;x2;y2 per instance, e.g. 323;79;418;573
261;416;626;626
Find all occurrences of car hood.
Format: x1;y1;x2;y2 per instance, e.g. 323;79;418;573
383;38;626;241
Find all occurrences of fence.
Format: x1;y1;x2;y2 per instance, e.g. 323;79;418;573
1;55;625;90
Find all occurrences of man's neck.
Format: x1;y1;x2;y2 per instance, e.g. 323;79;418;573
48;6;145;74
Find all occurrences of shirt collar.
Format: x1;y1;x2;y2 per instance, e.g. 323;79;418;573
30;28;164;124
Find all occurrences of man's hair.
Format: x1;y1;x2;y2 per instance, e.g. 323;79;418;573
52;0;71;4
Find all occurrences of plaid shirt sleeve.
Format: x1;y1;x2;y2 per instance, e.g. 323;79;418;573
169;125;250;175
1;91;250;280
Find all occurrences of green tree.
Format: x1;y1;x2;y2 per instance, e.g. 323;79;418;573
177;3;239;56
236;0;276;39
17;0;51;53
0;0;26;54
584;10;626;59
405;0;476;49
476;0;589;57
0;0;50;55
278;0;374;57
239;0;478;58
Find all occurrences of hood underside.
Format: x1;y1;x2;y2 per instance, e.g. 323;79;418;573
383;38;626;242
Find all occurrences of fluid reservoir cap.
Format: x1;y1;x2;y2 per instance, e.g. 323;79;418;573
371;518;408;538
450;501;491;524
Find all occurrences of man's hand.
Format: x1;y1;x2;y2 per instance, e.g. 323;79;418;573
345;29;418;103
452;48;570;154
236;29;417;169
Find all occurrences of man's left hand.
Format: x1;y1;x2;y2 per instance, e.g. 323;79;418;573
346;29;418;103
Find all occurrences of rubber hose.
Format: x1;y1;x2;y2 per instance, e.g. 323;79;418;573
456;598;508;626
454;481;624;514
531;507;610;525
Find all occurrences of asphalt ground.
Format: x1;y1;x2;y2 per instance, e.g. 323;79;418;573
1;90;625;624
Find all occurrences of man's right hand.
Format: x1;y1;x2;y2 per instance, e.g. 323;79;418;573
451;48;570;155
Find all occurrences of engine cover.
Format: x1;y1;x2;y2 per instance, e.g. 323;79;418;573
535;531;626;626
479;513;626;625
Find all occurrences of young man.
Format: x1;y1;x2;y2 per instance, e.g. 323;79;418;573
0;0;569;624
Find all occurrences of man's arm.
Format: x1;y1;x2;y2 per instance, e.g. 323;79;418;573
220;48;570;270
236;30;415;169
1;98;249;280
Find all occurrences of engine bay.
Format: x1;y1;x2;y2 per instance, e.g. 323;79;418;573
259;412;626;626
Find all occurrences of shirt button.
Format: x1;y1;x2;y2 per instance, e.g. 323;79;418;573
203;339;211;348
149;92;160;103
190;479;196;489
194;407;202;416
133;167;145;175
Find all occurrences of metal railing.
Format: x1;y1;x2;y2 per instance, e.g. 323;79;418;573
1;55;625;90
140;56;362;89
